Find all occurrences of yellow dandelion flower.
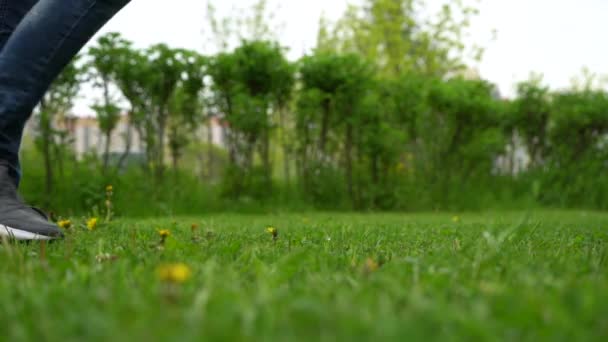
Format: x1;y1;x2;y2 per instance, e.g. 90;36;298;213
266;226;278;239
87;217;99;231
106;185;113;193
158;229;171;239
57;219;72;229
452;216;460;223
157;263;192;284
364;258;379;273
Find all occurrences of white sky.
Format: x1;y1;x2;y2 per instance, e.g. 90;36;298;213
75;0;608;114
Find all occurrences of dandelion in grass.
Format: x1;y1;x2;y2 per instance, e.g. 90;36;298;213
452;216;460;223
157;263;192;302
266;226;278;241
363;258;380;275
158;229;171;245
57;219;72;230
157;263;192;284
87;217;99;231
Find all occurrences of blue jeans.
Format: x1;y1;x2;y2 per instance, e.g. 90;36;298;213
0;0;130;186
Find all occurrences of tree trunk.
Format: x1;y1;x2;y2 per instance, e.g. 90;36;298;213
117;113;133;171
245;134;257;172
103;130;112;172
170;126;179;174
279;107;291;186
509;131;516;175
283;144;290;185
101;79;112;173
206;116;214;179
156;107;167;180
345;121;354;206
371;154;379;186
171;150;179;174
227;129;237;166
54;136;65;180
301;122;312;191
318;97;331;158
261;130;271;186
144;121;154;173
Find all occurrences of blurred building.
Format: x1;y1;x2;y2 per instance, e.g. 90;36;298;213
25;114;226;160
67;115;141;157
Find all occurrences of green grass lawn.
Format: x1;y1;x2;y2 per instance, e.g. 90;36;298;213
1;211;607;341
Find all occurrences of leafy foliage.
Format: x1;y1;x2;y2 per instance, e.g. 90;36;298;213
209;40;294;198
22;3;608;213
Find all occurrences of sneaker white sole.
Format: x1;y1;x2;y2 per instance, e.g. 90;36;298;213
0;224;56;241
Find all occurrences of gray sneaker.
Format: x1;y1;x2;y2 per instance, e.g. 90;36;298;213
0;164;63;241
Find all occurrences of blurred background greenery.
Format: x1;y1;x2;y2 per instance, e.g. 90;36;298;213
19;0;608;216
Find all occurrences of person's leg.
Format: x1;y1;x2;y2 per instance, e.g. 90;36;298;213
0;0;131;241
0;0;130;186
0;0;40;185
0;0;40;50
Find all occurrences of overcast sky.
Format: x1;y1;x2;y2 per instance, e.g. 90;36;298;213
76;0;608;114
